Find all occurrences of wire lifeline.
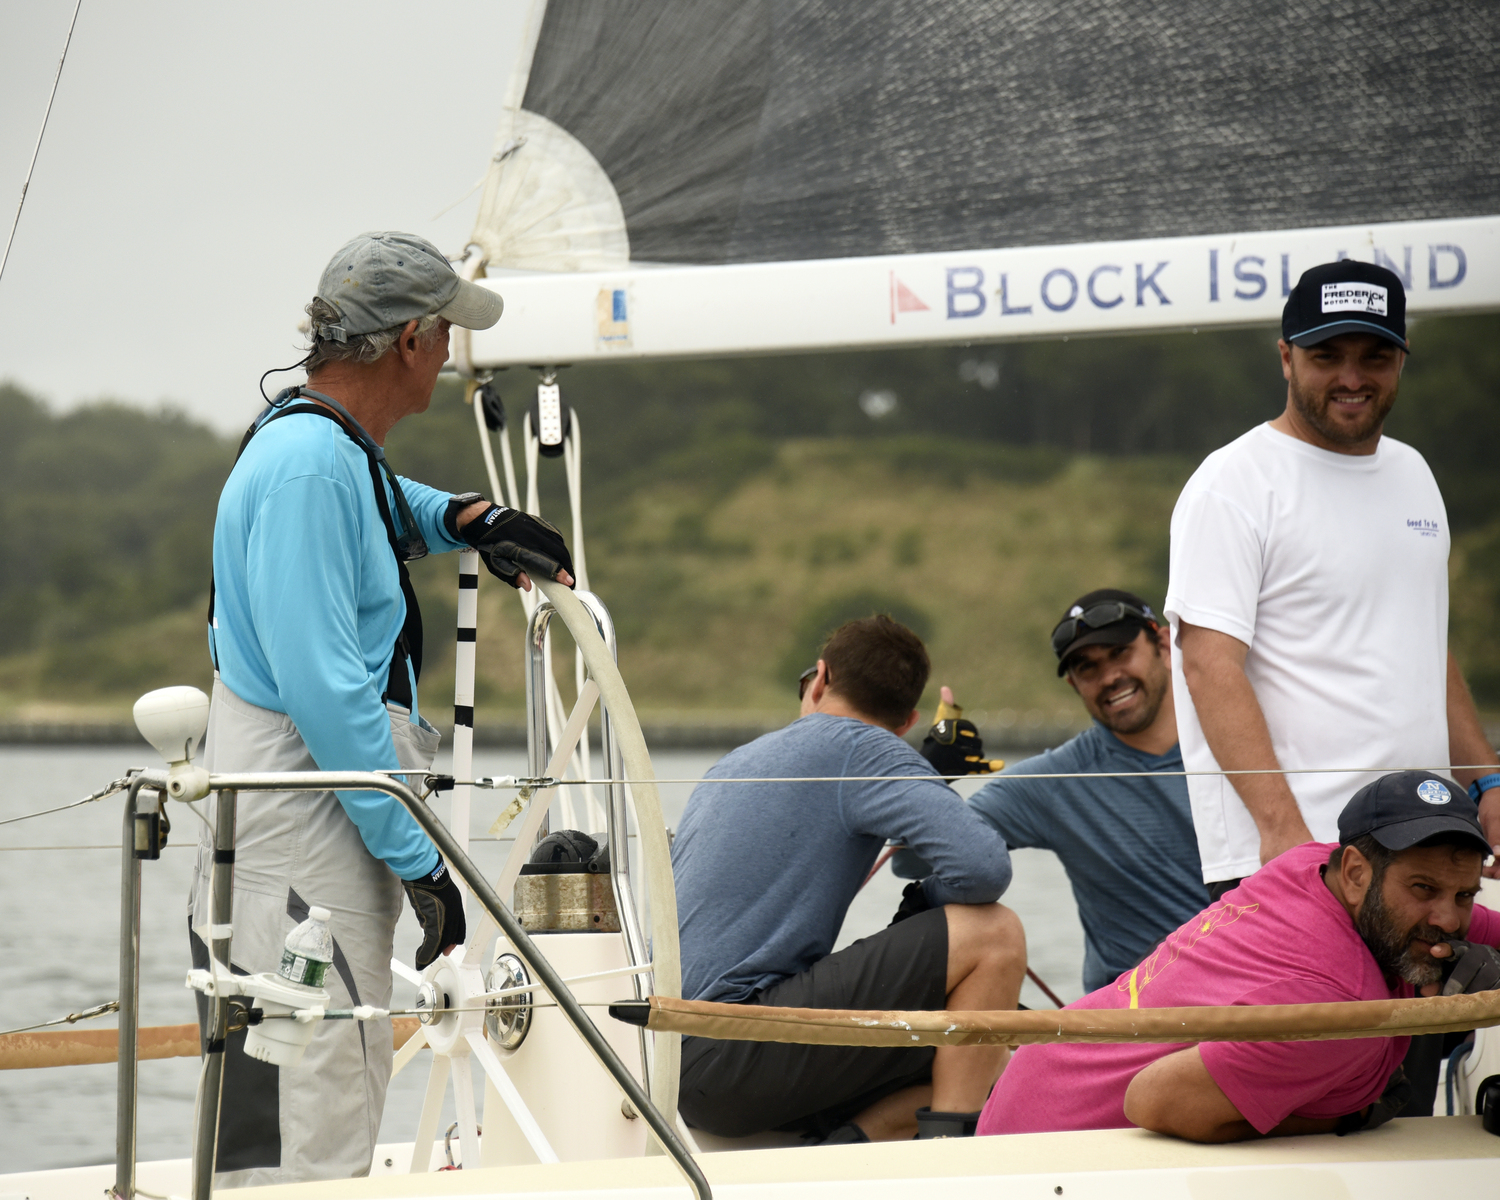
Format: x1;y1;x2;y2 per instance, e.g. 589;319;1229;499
0;839;538;852
0;1000;118;1039
0;762;1482;837
0;0;85;286
0;776;133;828
452;764;1500;787
257;1001;620;1022
5;763;1490;843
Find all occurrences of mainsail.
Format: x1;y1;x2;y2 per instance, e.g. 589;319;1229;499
465;0;1500;363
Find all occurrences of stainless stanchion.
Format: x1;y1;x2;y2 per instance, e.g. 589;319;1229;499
190;788;237;1200
113;775;148;1200
525;601;554;846
179;771;710;1200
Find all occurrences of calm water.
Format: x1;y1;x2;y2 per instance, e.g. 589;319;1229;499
0;744;1083;1173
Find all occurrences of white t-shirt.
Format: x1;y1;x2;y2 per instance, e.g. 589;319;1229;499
1165;423;1451;883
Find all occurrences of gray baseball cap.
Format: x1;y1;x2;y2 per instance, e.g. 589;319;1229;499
312;232;503;343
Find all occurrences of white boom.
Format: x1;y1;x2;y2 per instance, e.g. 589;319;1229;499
468;214;1498;368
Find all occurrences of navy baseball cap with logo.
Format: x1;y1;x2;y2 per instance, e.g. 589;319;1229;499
1282;260;1410;353
1338;770;1490;858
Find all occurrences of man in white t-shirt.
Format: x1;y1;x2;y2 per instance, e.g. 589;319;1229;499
1165;259;1500;904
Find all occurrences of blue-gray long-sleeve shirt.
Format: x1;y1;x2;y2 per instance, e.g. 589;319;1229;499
895;724;1208;992
674;712;1012;1004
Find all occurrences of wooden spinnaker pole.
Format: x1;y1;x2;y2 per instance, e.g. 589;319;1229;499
634;990;1500;1048
1;1017;422;1071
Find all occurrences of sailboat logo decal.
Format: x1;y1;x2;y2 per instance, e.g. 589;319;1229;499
595;287;632;350
889;272;931;323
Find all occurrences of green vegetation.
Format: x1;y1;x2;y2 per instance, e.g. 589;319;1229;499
1;313;1497;723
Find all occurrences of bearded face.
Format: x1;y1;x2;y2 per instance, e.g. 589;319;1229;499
1065;629;1172;737
1355;868;1450;988
1284;336;1402;449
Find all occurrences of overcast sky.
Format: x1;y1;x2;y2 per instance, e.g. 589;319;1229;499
1;2;526;432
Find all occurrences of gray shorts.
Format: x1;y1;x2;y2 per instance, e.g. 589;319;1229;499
679;905;948;1139
189;680;437;1186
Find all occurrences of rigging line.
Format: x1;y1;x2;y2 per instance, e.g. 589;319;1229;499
0;0;85;286
0;999;117;1038
430;137;526;221
1026;969;1067;1010
862;845;898;886
0;775;133;828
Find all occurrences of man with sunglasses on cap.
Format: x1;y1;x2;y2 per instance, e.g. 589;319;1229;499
194;232;574;1186
1166;259;1500;896
673;615;1026;1145
978;769;1500;1141
895;589;1209;994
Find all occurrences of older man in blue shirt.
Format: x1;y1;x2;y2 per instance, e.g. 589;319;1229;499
193;233;573;1186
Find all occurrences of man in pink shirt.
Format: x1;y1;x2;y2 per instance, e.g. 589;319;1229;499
979;770;1500;1141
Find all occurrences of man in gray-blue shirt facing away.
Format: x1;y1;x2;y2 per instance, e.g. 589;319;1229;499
673;616;1026;1144
898;589;1209;994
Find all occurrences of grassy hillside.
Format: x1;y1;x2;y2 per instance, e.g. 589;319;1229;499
411;434;1500;728
1;312;1497;724
397;438;1189;729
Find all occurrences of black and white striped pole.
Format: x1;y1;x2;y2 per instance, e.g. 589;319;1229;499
451;549;480;876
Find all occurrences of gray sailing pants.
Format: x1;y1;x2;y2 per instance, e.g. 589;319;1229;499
188;679;439;1187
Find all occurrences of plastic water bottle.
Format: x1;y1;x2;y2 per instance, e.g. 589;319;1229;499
278;906;334;988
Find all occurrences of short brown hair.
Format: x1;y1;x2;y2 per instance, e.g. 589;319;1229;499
820;614;930;727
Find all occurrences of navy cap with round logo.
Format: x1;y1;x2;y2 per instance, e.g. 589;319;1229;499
1338;770;1490;858
1282;260;1409;353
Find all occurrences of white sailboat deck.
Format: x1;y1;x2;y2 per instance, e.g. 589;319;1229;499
6;1117;1494;1200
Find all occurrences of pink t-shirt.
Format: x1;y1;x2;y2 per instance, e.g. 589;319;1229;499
979;842;1500;1136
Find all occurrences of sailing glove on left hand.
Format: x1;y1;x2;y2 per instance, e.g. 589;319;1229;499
446;494;575;589
402;858;467;970
920;717;1000;777
889;880;932;927
1334;1066;1412;1135
1440;940;1500;995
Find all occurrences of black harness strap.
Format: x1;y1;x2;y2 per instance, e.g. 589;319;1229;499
208;403;423;708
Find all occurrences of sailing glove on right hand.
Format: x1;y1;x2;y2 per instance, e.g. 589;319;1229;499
447;495;575;589
402;858;467;970
1440;940;1500;995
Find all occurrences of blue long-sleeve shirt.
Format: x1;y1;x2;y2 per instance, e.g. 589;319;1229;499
209;410;465;879
894;724;1209;992
674;713;1012;1004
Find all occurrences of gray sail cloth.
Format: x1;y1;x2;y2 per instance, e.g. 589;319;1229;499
519;1;1499;265
187;679;439;1187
